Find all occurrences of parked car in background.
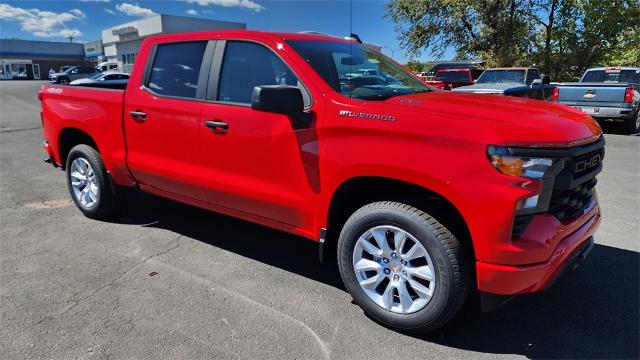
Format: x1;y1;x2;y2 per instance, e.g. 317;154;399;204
554;67;640;133
49;66;101;84
40;30;604;334
425;61;483;80
416;71;428;80
453;67;555;100
426;68;484;90
95;62;119;72
69;72;129;89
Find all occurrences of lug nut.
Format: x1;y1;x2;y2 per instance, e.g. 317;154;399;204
384;269;390;274
401;260;407;265
393;274;400;281
382;258;389;263
391;252;397;259
402;270;407;275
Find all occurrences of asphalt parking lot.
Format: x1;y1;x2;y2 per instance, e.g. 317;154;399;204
1;80;638;359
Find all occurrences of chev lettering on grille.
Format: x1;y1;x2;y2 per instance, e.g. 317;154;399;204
574;154;601;173
339;110;396;122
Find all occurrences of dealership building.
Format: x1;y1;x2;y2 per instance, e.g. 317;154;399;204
0;14;245;79
0;39;85;80
102;14;245;72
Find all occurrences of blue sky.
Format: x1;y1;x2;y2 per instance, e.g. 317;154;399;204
0;0;454;63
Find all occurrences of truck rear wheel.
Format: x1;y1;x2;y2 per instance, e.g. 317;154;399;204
623;111;640;134
66;144;117;219
337;201;469;333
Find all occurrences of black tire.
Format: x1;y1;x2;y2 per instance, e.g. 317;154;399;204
337;201;470;333
623;111;640;135
66;144;117;219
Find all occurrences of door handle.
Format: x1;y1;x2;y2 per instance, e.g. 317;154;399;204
204;120;229;133
129;111;147;122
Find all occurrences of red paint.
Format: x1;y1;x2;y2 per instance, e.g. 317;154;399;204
39;30;603;296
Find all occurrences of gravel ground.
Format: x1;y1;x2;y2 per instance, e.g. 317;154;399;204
1;80;638;359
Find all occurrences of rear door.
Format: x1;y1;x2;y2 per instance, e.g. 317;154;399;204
198;40;319;229
124;40;214;199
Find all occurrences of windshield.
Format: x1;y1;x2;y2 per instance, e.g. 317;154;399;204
287;40;431;101
581;69;640;83
63;67;76;74
435;71;470;82
476;70;526;84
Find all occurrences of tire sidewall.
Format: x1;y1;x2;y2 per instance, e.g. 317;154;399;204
66;145;111;218
338;207;458;331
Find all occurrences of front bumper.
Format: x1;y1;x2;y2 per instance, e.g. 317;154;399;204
476;201;600;296
569;105;637;119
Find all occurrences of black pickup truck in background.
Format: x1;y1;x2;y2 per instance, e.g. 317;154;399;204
554;67;640;134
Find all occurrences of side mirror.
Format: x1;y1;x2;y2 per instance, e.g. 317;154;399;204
251;85;311;129
541;74;551;84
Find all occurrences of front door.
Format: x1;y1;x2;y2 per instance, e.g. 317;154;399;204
199;40;318;228
124;40;211;200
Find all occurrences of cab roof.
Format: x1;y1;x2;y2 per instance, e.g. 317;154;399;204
146;29;357;44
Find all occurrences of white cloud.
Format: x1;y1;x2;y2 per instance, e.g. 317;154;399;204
105;8;116;14
202;9;214;14
69;9;86;19
115;3;157;17
0;3;84;38
185;0;264;12
186;9;198;15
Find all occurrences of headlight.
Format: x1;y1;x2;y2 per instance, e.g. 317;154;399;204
487;146;564;214
487;148;555;179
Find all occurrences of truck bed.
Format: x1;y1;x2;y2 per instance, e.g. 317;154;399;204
40;84;130;184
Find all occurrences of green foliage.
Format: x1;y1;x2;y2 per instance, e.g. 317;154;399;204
405;60;426;72
386;0;640;81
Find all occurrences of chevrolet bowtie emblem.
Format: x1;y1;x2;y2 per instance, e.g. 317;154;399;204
584;93;596;99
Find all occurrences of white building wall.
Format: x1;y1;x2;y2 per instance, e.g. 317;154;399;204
101;14;246;73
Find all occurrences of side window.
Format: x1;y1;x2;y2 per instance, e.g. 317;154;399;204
146;41;207;99
526;69;539;84
218;41;310;106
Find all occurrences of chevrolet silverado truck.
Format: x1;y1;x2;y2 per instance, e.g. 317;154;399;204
454;67;555;100
39;30;604;333
554;67;640;134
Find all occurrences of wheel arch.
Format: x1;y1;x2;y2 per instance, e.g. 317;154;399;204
58;127;99;168
322;176;474;266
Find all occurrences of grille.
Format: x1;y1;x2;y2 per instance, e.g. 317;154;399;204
549;178;597;222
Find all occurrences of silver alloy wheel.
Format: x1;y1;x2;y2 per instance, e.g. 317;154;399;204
352;225;436;314
70;158;99;208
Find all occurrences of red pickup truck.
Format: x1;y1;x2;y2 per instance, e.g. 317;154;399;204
425;68;484;90
39;30;603;333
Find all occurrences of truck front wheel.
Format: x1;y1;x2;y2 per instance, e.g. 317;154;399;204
66;144;117;219
337;201;470;333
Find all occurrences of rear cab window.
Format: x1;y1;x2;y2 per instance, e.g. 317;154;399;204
582;69;640;83
145;41;208;99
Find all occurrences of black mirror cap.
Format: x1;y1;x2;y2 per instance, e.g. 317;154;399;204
251;85;304;116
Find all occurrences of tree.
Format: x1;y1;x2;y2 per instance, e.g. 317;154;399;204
387;0;640;81
404;60;425;72
386;0;530;66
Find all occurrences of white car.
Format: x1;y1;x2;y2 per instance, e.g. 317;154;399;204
70;71;129;88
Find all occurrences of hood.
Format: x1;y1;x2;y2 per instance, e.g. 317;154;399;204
381;91;602;147
453;82;526;93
